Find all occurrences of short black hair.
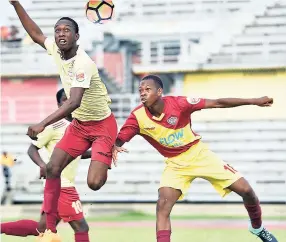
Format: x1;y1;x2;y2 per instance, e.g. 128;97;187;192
57;17;79;34
142;75;163;89
56;88;65;103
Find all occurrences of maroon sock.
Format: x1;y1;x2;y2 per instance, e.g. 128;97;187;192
44;178;61;233
75;232;90;242
244;201;262;228
157;230;171;242
1;220;39;237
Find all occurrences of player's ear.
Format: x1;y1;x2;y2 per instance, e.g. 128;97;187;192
75;33;80;41
158;88;163;96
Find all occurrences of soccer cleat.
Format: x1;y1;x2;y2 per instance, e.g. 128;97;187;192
37;229;61;242
250;227;278;242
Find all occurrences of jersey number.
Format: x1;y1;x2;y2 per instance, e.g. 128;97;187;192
224;164;238;174
72;200;83;214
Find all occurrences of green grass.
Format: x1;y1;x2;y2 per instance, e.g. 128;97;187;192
85;211;286;222
1;212;285;241
1;227;286;242
2;211;286;222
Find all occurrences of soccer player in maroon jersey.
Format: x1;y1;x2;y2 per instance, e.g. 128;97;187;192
113;75;278;242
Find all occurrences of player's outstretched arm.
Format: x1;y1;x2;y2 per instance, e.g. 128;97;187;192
27;144;46;178
203;96;273;109
10;0;46;49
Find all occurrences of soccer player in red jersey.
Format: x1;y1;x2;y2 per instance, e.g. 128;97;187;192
113;75;278;242
10;1;117;241
1;89;90;241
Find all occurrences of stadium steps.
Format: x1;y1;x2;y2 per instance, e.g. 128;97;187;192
3;120;286;203
207;1;286;66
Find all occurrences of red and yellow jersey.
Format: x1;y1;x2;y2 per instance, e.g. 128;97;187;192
117;96;206;158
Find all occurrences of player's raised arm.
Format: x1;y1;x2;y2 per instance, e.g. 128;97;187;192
10;0;46;49
203;96;273;109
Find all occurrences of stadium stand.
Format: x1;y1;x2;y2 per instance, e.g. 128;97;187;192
1;0;285;205
206;0;286;68
2;120;285;203
3;0;286;77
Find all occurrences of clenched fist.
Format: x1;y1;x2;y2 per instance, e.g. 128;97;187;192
252;96;273;107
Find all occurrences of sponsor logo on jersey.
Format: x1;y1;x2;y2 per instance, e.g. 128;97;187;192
143;126;155;131
159;129;184;147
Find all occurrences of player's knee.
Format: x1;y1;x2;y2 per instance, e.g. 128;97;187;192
87;178;105;191
46;163;62;178
241;185;256;199
70;219;89;233
156;197;173;216
78;222;89;232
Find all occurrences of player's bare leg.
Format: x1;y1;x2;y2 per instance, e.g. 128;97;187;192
44;148;75;240
156;187;181;242
87;161;109;191
228;177;278;242
69;219;90;242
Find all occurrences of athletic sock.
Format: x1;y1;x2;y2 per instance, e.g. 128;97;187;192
75;231;90;242
44;177;61;233
244;201;262;229
157;230;171;242
1;220;39;236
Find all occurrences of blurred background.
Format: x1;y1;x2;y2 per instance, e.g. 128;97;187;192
1;0;286;241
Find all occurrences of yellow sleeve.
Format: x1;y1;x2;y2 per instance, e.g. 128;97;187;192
44;38;58;56
32;126;54;149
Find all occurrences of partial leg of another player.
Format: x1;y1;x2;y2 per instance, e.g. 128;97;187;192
69;219;90;242
228;178;278;242
156;187;181;242
0;212;60;238
44;148;76;236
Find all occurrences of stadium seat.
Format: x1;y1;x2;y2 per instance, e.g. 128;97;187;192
3;119;285;203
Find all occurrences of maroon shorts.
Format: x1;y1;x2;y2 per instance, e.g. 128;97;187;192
56;113;117;166
41;187;83;223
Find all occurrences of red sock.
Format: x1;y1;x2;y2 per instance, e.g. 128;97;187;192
75;232;90;242
44;178;61;233
1;220;39;237
157;230;171;242
244;201;262;228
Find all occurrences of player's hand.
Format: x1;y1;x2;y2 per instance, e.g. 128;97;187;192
39;165;46;179
26;124;45;140
9;0;19;6
253;96;273;107
112;145;128;167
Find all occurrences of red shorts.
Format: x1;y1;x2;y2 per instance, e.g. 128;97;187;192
41;187;83;223
56;113;117;166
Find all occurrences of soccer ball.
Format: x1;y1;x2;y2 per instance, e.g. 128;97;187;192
85;0;114;24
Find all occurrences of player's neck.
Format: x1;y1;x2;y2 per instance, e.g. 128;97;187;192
61;46;78;60
148;99;164;117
